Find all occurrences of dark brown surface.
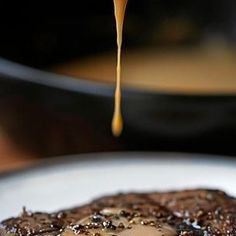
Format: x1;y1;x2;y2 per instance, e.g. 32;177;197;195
1;190;235;236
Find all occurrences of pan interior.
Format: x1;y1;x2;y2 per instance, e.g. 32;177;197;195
52;42;236;95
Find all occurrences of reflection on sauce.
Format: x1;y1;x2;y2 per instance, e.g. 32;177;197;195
112;0;128;137
61;208;176;236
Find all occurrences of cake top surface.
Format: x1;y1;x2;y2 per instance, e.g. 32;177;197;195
1;189;236;236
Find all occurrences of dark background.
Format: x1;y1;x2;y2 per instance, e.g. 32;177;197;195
2;0;236;67
1;0;236;163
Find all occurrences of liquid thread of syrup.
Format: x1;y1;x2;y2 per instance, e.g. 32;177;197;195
112;0;128;137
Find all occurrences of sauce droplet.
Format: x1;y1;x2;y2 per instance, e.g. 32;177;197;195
112;0;128;137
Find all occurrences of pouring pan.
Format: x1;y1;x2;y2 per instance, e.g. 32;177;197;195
1;1;236;156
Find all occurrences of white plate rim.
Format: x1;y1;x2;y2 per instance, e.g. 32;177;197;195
1;151;235;181
1;152;236;221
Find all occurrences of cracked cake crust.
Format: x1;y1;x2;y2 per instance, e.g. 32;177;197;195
0;189;235;236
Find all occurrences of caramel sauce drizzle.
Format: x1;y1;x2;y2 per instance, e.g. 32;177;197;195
112;0;128;137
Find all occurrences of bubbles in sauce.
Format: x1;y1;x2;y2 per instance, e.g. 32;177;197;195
112;0;128;137
61;208;176;236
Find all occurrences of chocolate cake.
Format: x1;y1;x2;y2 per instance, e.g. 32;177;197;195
0;189;235;236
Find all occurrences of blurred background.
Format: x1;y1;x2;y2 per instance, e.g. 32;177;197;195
1;0;236;172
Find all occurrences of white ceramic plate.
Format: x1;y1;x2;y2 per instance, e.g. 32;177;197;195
0;152;236;221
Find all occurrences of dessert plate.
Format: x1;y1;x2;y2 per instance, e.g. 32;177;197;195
0;152;236;221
